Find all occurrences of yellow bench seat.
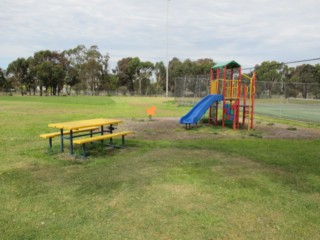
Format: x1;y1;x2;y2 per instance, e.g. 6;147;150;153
73;131;133;145
40;126;99;139
40;126;100;149
73;131;134;159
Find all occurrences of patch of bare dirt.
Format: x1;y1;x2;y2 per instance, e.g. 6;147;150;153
254;122;320;139
117;117;320;141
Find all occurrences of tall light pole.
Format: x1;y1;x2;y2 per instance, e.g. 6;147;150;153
166;0;169;97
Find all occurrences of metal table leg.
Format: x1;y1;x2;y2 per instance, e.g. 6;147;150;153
60;129;64;152
70;130;73;155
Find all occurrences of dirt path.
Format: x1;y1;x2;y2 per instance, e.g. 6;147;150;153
117;117;320;141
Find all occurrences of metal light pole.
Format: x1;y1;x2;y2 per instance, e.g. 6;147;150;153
166;0;169;97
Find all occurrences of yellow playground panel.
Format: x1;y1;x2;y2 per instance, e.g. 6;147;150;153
209;61;256;130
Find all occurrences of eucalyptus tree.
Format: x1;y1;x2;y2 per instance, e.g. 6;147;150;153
63;45;86;94
0;67;8;91
25;57;38;95
154;61;166;94
194;58;215;95
64;66;80;95
32;50;67;96
100;75;117;94
291;64;317;98
193;58;215;75
99;52;112;93
127;57;141;94
114;57;132;94
6;58;29;95
136;61;154;95
83;45;104;95
280;65;299;98
115;57;141;95
182;58;214;97
64;45;110;95
168;58;184;94
254;61;283;98
167;57;213;95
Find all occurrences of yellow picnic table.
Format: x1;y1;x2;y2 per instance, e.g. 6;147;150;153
48;118;123;155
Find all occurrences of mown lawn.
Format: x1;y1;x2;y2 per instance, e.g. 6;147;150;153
0;95;319;239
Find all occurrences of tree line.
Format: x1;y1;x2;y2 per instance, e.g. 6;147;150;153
1;44;319;98
0;45;214;96
254;61;320;99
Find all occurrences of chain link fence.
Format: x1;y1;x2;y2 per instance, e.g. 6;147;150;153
254;81;320;124
175;77;320;124
174;75;210;105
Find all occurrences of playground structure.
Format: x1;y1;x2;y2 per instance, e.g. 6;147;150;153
180;60;256;130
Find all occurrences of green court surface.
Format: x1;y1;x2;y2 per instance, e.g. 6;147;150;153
255;102;320;124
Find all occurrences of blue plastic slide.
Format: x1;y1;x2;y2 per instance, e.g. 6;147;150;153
179;94;223;124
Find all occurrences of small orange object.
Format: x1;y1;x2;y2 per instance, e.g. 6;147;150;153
146;106;156;120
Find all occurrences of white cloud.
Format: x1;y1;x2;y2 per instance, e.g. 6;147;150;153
1;0;320;69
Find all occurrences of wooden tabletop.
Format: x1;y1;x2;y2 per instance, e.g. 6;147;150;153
48;118;123;130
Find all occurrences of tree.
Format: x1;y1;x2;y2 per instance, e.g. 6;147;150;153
115;57;131;95
314;64;320;99
168;58;184;94
254;61;283;98
24;57;38;95
115;57;141;95
291;64;317;98
32;50;67;96
63;45;87;94
135;61;154;95
6;58;29;95
0;67;5;90
154;61;166;94
101;73;118;94
193;58;215;75
64;66;80;95
83;45;103;95
281;66;299;98
64;45;110;95
128;57;141;94
99;52;113;93
167;58;214;95
83;58;102;95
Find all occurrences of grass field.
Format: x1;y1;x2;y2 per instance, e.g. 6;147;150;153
0;96;319;239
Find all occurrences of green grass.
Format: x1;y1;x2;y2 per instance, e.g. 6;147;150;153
0;95;319;239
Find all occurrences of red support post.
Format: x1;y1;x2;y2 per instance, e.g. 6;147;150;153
222;67;226;128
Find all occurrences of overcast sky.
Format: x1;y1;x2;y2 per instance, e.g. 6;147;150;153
1;0;320;70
